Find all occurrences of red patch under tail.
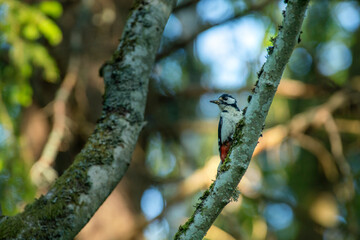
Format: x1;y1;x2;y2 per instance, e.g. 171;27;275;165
220;141;232;163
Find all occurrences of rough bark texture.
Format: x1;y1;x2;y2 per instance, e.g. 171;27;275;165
174;0;310;239
0;0;176;239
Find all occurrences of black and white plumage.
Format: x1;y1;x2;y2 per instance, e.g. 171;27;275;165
210;94;243;162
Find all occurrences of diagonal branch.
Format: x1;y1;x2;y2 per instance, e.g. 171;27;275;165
293;133;338;181
173;0;200;12
174;0;310;239
0;0;176;239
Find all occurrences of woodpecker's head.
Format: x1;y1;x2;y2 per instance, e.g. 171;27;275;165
210;94;239;111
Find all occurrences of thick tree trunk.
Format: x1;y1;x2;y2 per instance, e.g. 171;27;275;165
174;0;311;239
0;1;176;239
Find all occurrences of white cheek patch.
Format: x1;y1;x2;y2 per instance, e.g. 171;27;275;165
226;98;235;105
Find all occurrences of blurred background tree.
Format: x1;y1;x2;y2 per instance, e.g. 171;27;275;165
0;0;359;239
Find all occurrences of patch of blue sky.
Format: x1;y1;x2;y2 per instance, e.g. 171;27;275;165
141;187;165;220
145;134;176;177
144;219;169;240
0;3;8;23
264;203;294;230
0;38;10;50
0;4;10;50
232;17;265;60
288;47;313;76
0;125;10;146
196;0;234;24
317;41;352;76
278;0;287;11
196;16;265;89
158;59;183;91
198;92;225;118
209;55;248;89
163;14;183;40
333;1;360;32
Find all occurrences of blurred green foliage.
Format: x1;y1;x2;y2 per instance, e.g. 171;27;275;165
0;0;62;215
0;0;359;239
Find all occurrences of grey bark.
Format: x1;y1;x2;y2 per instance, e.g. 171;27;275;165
0;0;176;239
173;0;310;239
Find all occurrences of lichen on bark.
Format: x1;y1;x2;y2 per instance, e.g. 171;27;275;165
174;0;310;239
0;1;176;239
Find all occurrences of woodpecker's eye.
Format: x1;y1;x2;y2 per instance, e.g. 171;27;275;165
223;96;228;100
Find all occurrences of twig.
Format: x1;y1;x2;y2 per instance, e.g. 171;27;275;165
324;115;354;203
277;78;322;99
30;56;80;189
174;0;200;12
335;118;360;135
324;114;348;173
254;91;348;154
293;133;338;181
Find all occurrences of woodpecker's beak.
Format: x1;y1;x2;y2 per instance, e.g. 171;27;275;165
210;99;220;105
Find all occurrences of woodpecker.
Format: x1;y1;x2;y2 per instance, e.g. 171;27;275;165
210;94;243;163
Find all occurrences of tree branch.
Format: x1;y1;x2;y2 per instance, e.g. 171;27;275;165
173;0;310;239
0;0;176;239
173;0;200;12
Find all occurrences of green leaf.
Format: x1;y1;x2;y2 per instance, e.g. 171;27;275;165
22;23;40;40
11;83;33;106
30;44;59;82
38;1;62;18
0;158;4;172
37;18;62;45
